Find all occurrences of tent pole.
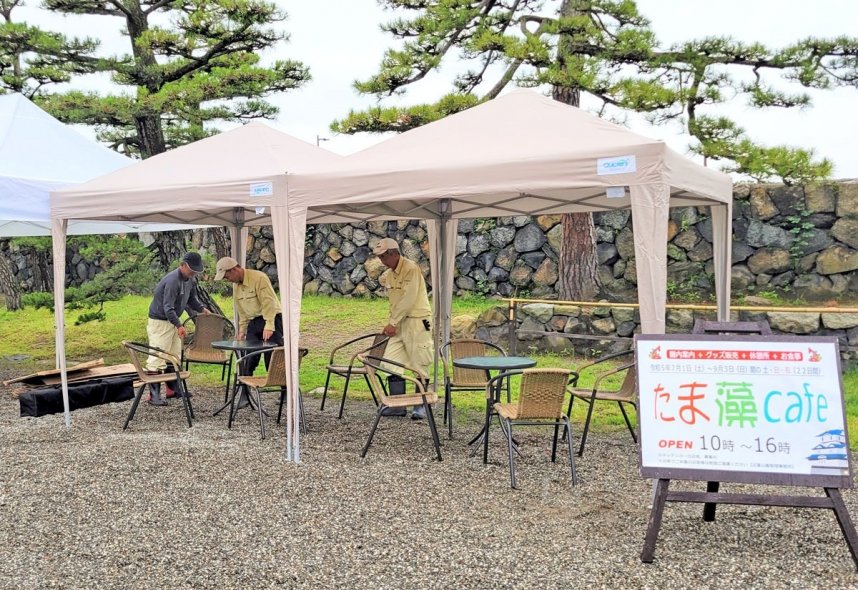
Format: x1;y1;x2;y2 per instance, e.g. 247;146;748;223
51;219;71;427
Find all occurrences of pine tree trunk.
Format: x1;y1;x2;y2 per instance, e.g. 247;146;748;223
0;253;21;311
207;227;231;259
193;278;225;317
149;230;191;272
558;212;600;301
553;0;602;301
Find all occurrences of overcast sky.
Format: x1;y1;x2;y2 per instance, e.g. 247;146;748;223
17;0;858;178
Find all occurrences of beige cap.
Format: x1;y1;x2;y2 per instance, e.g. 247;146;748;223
214;256;239;280
372;238;400;256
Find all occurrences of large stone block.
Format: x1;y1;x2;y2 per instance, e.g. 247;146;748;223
821;313;858;330
749;186;778;220
767;311;820;334
805;183;836;213
513;224;547;253
831;218;858;250
836;183;858;218
816;245;858;275
747;248;791;275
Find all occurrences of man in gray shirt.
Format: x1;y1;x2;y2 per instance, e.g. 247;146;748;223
146;252;210;405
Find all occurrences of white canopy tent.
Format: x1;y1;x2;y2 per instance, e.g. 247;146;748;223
52;90;733;463
51;122;341;458
285;89;734;446
0;93;192;236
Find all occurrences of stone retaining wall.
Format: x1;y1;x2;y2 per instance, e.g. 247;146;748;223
453;302;858;362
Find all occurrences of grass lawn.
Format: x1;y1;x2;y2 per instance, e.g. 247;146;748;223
2;293;856;447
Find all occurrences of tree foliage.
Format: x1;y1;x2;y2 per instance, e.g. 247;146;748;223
333;0;858;184
0;0;102;96
30;0;310;158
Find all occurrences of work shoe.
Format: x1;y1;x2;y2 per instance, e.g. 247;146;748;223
411;406;426;420
381;406;407;417
147;383;167;406
146;391;167;406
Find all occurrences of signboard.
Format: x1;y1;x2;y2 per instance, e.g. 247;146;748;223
635;334;852;488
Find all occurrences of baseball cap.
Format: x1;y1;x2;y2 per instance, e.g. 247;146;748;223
215;256;239;280
182;252;204;273
372;238;400;256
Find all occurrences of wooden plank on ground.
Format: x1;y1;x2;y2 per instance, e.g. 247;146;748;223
39;364;137;385
3;359;105;386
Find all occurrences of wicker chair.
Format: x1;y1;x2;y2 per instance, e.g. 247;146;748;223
182;314;235;400
320;333;389;419
489;368;577;489
122;340;194;429
232;347;308;439
358;354;442;461
440;338;507;439
567;349;637;457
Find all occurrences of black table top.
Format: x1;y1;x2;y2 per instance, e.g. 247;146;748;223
211;339;279;352
452;356;536;371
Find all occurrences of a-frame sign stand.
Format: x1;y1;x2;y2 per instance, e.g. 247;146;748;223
641;478;858;568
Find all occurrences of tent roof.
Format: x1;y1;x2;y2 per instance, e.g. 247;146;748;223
52;122;342;227
0;93;197;236
290;90;732;224
0;93;128;186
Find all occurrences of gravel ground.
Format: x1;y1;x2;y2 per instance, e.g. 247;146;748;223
1;369;857;589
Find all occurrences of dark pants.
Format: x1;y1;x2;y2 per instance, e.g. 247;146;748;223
241;314;284;374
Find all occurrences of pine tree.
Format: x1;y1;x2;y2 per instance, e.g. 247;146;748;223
38;0;310;159
332;0;858;300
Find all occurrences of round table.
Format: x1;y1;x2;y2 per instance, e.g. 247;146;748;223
452;356;537;372
452;356;536;463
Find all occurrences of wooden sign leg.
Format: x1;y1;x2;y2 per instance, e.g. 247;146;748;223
641;478;671;563
703;481;720;521
826;488;858;570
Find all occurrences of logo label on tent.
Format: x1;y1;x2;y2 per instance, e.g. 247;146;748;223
606;186;627;199
597;155;636;176
249;182;274;197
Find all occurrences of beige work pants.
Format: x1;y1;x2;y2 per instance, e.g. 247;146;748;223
146;318;181;372
384;316;434;379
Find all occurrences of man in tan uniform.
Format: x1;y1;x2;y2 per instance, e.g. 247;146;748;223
215;256;283;374
373;238;434;419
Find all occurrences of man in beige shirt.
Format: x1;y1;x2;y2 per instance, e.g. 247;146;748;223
216;256;283;374
374;238;434;419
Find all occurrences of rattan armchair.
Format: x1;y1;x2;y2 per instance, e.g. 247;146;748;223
358;354;442;461
122;340;194;429
440;338;507;439
567;349;637;457
232;347;308;439
320;333;389;419
182;314;235;400
490;368;577;489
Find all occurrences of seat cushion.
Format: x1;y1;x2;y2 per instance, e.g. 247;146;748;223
326;364;368;375
133;371;191;387
185;349;229;363
237;375;269;388
381;392;439;408
570;388;634;403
